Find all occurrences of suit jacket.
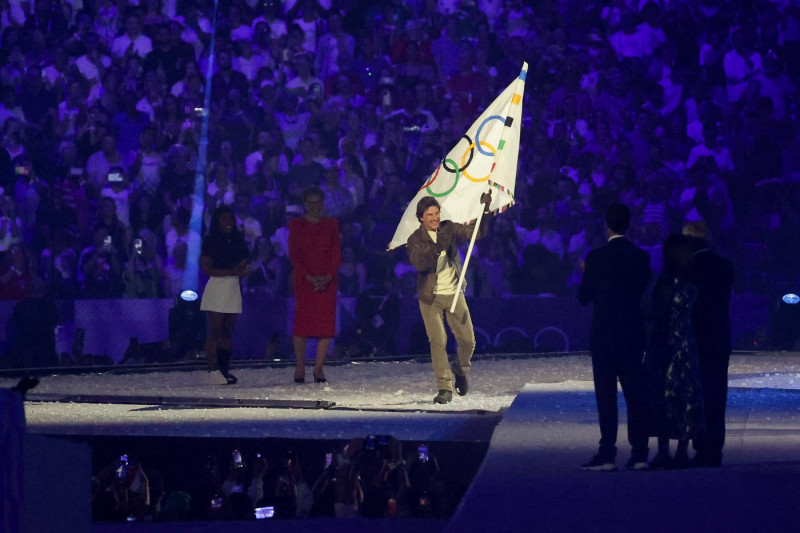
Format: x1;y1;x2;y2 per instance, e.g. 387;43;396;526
578;236;651;354
407;219;488;305
688;244;734;356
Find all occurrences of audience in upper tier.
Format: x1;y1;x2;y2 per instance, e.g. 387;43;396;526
0;0;797;304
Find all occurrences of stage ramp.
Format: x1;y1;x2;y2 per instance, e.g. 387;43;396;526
446;382;800;533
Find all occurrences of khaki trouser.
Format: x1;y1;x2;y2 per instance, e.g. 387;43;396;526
418;293;475;391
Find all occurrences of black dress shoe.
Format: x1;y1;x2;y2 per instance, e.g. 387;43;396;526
689;454;721;468
433;390;453;404
648;453;672;470
452;363;468;396
672;451;690;469
580;454;616;471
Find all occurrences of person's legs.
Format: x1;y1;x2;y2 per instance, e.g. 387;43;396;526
618;356;650;462
293;336;308;380
695;352;729;465
649;406;672;468
591;352;619;461
657;436;670;456
676;439;689;457
218;314;238;381
419;297;453;392
205;312;224;371
314;338;331;381
444;293;475;376
205;312;231;384
673;438;690;468
219;314;237;352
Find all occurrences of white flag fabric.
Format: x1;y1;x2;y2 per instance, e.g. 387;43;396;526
387;62;528;250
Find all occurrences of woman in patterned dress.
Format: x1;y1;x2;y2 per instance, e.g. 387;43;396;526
646;233;705;469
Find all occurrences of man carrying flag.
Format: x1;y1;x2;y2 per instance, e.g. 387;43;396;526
407;191;492;404
389;62;528;404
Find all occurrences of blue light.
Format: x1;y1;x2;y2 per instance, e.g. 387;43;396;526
180;290;198;302
783;294;800;304
181;0;219;296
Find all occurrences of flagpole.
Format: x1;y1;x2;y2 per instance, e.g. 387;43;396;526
450;186;490;314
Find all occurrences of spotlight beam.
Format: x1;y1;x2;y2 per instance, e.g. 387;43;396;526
182;0;220;294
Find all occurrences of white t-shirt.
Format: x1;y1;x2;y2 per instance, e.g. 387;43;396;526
42;65;66;88
230;24;253;42
234;54;267;81
135;97;157;122
86;151;126;186
244;151;263;176
251;16;287;40
428;230;458;295
206;180;235;208
129;150;163;196
635;23;665;57
686;143;735;171
0;216;22;252
520;227;565;260
58;101;82;136
759;74;795;120
76;54;112;83
478;0;503;30
723;49;762;103
285;75;323;94
245;150;290;176
7;0;26;25
609;29;646;58
237;214;262;251
101;186;132;226
294;17;318;53
165;228;200;258
275;112;311;151
699;43;716;67
393;260;415;280
110;33;153;59
270;225;290;257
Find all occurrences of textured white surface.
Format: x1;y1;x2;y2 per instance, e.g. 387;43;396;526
3;353;799;440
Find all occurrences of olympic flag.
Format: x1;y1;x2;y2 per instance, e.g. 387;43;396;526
387;61;528;251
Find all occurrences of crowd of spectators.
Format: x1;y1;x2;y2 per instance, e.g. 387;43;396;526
92;436;460;522
0;0;798;304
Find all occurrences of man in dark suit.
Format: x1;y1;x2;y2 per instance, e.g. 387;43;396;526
683;221;735;467
578;204;651;471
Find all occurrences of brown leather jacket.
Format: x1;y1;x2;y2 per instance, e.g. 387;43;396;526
406;218;489;304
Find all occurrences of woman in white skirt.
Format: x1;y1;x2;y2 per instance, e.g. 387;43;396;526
200;206;250;384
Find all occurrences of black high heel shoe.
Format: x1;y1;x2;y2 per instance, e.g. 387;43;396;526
313;369;327;383
294;374;305;384
218;349;238;384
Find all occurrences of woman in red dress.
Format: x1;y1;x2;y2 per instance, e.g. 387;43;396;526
289;186;341;383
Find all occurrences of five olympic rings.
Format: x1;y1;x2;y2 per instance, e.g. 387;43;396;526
422;115;506;197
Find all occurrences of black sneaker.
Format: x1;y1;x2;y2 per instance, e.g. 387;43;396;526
452;363;468;396
580;454;616;471
433;390;453;404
